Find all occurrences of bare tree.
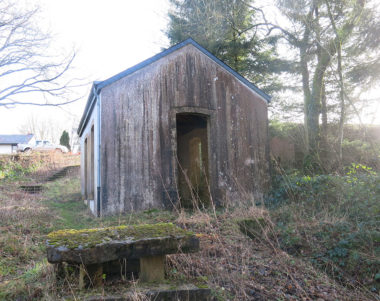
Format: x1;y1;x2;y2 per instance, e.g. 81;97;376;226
18;114;65;143
0;0;80;107
69;119;80;152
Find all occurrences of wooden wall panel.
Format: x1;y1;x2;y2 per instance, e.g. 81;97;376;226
100;44;269;215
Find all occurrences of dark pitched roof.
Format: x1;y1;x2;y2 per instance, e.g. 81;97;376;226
0;134;34;145
78;38;271;136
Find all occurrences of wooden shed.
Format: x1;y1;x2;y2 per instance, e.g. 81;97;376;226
77;38;270;216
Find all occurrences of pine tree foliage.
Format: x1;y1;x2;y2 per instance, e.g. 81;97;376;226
167;0;284;92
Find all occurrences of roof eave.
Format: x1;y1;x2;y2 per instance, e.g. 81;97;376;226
77;83;99;137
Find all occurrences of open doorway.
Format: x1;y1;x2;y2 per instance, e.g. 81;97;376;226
176;113;210;208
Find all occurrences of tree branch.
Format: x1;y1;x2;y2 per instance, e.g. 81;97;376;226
0;1;82;107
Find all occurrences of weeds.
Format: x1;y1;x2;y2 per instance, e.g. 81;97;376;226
168;207;374;300
266;164;380;293
0;153;378;300
0;155;40;180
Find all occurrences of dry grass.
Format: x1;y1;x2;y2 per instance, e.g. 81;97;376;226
168;207;375;301
0;153;81;300
0;153;377;300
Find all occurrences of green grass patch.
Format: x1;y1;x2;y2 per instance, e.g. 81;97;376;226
42;176;176;231
43;177;95;231
0;260;50;300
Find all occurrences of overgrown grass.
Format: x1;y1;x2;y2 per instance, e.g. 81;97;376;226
0;158;178;300
266;164;380;293
43;176;93;231
0;152;81;182
42;174;176;231
0;154;378;300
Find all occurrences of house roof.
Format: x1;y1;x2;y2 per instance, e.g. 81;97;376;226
0;134;34;145
78;38;271;136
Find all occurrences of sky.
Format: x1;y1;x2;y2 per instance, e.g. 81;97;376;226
0;0;379;140
0;0;170;138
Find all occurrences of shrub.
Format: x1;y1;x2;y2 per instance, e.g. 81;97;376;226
266;166;380;291
0;155;41;180
59;130;71;151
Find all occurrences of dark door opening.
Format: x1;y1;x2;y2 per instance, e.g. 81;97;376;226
176;113;210;208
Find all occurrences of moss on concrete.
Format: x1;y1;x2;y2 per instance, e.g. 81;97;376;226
47;223;193;250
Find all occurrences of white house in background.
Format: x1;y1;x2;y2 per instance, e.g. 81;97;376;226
0;134;35;154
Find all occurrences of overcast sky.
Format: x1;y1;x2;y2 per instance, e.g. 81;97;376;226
0;0;170;136
0;0;378;138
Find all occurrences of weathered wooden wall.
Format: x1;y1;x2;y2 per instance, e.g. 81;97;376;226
100;44;269;215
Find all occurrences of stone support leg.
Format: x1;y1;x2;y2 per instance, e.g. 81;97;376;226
139;255;165;282
79;263;103;289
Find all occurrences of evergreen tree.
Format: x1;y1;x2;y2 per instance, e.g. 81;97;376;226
167;0;282;91
59;130;71;151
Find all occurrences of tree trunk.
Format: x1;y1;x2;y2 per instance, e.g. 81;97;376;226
320;81;328;166
303;6;325;170
299;20;311;156
326;1;345;166
337;45;345;166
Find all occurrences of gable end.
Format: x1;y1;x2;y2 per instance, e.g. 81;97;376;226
78;38;271;136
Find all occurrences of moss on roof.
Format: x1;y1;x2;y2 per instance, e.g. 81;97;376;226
46;223;193;250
